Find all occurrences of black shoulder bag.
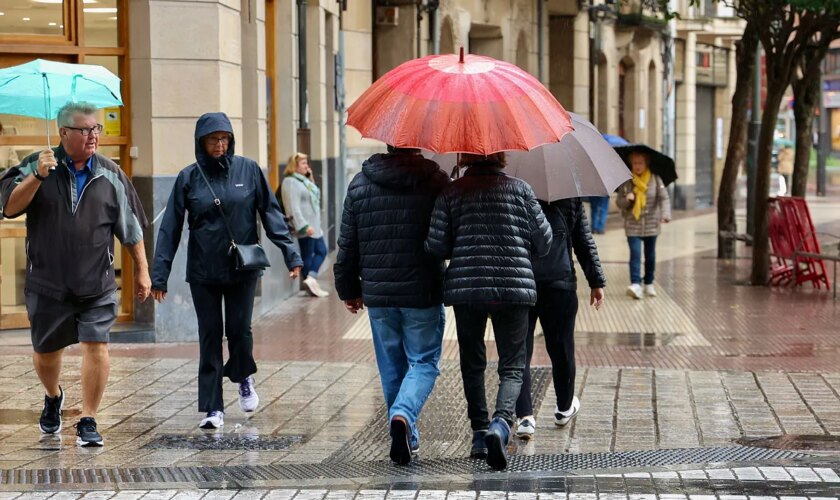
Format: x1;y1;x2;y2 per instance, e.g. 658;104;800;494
196;164;271;271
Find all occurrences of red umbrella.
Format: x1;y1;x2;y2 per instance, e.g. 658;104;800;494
347;49;574;155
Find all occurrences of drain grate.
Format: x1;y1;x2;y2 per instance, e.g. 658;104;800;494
326;363;552;463
143;434;304;451
0;447;810;486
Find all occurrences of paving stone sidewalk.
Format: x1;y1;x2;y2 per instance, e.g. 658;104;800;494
0;355;838;471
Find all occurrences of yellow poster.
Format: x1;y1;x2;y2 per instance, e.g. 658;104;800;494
104;107;121;136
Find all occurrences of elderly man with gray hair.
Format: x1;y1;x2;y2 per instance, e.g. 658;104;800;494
0;102;150;447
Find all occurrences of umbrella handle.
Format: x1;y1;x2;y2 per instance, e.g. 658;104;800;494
43;73;55;169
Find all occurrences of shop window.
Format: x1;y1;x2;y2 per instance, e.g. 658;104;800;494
0;0;65;37
84;0;118;47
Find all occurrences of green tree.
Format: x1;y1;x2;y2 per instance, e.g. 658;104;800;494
657;0;840;281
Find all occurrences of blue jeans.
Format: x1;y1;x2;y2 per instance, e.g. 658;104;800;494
587;196;610;233
368;305;445;447
298;236;327;279
628;236;657;285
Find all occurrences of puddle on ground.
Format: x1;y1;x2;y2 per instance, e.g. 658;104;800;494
573;331;677;347
738;434;840;452
0;408;81;425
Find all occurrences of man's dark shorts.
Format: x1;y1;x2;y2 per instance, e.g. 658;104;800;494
25;291;118;353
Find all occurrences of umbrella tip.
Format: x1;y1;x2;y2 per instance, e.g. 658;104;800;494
459;47;464;63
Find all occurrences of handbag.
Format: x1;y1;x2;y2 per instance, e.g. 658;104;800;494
196;163;271;271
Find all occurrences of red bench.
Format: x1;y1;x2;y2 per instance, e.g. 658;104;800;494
768;197;833;294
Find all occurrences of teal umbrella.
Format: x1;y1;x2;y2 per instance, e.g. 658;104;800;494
0;59;122;147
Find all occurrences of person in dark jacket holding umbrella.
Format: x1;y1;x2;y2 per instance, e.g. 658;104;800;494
514;198;606;440
334;146;449;465
151;113;303;430
425;152;552;470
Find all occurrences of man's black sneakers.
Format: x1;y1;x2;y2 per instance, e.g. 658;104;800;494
75;417;104;447
39;387;64;434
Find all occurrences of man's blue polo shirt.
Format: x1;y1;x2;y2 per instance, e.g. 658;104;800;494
67;156;93;203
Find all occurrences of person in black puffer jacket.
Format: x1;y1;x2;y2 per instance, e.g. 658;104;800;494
425;152;552;471
513;198;606;441
334;147;449;466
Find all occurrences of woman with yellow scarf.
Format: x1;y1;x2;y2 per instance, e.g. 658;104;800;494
616;152;671;300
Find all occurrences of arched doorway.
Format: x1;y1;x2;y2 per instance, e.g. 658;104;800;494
648;61;659;147
619;57;636;141
440;16;455;55
516;31;530;73
597;52;609;133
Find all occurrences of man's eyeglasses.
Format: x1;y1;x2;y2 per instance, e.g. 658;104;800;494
205;136;231;146
65;124;104;137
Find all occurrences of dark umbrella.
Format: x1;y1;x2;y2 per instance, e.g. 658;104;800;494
614;144;678;186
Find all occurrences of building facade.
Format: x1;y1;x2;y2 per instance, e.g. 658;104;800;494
0;0;744;341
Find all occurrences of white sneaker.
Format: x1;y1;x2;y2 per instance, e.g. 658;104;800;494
310;279;330;298
515;416;536;440
644;284;657;297
238;376;260;413
626;284;643;300
200;411;224;429
303;276;330;298
555;396;580;427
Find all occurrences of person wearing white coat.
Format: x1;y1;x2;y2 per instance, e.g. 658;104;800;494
281;152;329;298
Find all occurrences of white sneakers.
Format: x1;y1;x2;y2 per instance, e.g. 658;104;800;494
198;377;259;428
303;276;330;298
515;416;536;440
626;283;643;300
555;396;580;427
200;411;224;429
627;283;657;299
238;376;260;413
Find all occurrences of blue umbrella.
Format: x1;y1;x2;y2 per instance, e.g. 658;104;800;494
602;134;630;147
0;59;123;147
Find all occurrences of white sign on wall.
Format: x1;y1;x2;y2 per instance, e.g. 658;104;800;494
716;117;724;160
639;109;646;129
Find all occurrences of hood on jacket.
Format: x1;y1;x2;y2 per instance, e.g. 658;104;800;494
362;153;443;189
194;112;236;167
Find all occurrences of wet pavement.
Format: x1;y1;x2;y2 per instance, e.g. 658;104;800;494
1;201;840;497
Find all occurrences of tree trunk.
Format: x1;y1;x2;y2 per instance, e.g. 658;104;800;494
751;82;788;285
791;86;817;197
791;55;825;197
718;25;757;259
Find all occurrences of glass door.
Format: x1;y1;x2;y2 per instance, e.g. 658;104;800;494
0;0;131;331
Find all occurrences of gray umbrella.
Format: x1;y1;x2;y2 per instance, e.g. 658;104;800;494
425;113;630;201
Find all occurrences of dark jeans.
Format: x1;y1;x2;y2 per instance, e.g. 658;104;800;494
299;236;328;279
190;279;259;412
587;196;610;233
453;304;530;430
627;235;657;285
516;287;579;417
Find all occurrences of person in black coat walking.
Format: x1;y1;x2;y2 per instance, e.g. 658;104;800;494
425;152;552;470
513;198;606;440
151;113;303;430
334;147;449;465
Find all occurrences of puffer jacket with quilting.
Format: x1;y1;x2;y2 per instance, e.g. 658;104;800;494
532;198;606;291
334;152;450;308
425;163;553;306
615;174;672;237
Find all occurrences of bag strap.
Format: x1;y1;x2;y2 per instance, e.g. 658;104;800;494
195;163;238;249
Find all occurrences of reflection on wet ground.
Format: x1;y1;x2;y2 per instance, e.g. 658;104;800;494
0;407;80;425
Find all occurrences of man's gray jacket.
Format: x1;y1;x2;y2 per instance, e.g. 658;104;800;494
0;145;148;302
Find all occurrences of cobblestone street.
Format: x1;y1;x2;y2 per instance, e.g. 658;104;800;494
1;203;839;498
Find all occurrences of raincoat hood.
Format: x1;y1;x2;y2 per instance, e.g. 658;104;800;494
361;153;443;189
195;112;235;167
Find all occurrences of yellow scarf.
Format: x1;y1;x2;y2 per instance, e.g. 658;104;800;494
631;169;651;221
